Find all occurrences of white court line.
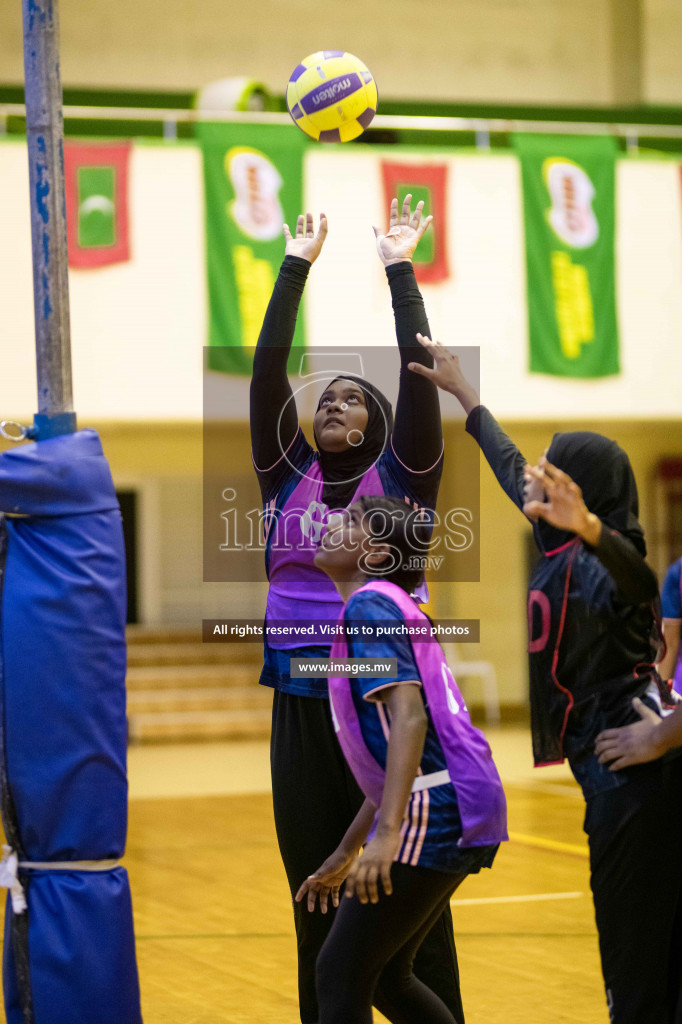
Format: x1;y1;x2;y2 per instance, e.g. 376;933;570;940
451;891;584;907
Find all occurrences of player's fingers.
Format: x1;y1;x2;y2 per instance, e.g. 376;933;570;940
594;737;616;759
389;197;399;226
366;866;379;904
305;212;314;237
594;729;619;748
416;214;434;238
523;500;551;520
543;461;572;487
380;864;393;897
407;361;434;379
331;886;340;908
632;696;658;722
318;887;329;914
607;754;632;771
410;199;424;227
283;223;292;242
317;213;328;239
354;866;369;904
295;877;311;903
415;332;440;349
401;193;412;222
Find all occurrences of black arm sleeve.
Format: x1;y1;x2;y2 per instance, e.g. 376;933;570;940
387;263;443;471
250;256;310;471
467;407;658;604
591;527;659;605
465;405;527;512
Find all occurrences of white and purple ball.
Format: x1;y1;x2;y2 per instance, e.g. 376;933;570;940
286;51;378;143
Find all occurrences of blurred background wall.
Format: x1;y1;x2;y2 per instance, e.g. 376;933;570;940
2;0;682;105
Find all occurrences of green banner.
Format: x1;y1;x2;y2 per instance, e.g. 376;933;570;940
514;133;619;378
197;122;308;375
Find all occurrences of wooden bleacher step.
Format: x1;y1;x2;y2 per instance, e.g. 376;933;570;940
126;625;270;743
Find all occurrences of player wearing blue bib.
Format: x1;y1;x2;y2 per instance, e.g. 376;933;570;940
297;496;506;1024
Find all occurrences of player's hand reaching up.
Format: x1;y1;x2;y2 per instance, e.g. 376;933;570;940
408;334;481;415
283;212;328;265
373;195;433;266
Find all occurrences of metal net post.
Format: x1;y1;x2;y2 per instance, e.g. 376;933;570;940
22;0;76;439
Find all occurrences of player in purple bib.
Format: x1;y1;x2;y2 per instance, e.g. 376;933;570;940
658;557;682;696
251;198;464;1023
295;496;506;1024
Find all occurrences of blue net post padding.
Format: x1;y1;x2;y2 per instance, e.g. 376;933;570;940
0;430;142;1024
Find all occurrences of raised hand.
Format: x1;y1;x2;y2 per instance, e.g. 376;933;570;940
283;212;328;265
408;334;481;414
373;195;433;266
522;460;601;545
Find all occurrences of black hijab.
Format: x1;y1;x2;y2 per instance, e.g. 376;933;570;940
313;375;394;510
534;431;646;557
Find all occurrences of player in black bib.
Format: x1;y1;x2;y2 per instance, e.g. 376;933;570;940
408;333;682;1024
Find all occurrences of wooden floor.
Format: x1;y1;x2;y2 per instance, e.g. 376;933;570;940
121;727;609;1024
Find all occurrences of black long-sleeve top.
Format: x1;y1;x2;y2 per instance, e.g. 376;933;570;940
250;256;442;490
465;405;666;795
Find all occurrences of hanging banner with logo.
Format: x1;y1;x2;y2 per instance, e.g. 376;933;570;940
380;161;450;284
197;122;308;375
513;133;619;378
64;141;132;269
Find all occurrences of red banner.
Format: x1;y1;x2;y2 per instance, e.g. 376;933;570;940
64;141;132;269
381;161;450;284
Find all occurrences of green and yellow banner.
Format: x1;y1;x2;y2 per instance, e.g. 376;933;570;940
514;133;619;378
197;122;308;375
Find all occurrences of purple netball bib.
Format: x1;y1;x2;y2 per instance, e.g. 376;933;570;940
328;580;508;847
266;460;384;649
674;559;682;697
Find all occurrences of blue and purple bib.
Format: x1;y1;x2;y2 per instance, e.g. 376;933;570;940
328;580;508;854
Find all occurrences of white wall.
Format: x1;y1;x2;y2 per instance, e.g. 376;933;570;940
0;139;206;422
3;139;682;424
304;148;682;419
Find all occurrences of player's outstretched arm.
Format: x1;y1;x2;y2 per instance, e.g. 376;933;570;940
595;698;682;769
373;194;433;266
250;214;327;472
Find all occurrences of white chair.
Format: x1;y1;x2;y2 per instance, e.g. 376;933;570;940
443;644;500;726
